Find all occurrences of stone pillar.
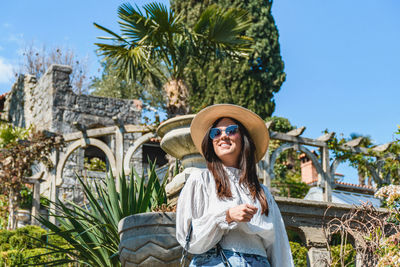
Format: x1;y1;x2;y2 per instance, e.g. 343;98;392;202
321;146;332;202
31;179;41;225
300;226;330;267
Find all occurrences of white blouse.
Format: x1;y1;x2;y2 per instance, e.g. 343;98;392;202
176;167;294;267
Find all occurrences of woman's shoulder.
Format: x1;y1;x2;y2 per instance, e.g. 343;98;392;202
185;167;213;186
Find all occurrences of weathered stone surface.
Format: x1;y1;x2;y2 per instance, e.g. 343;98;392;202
3;64;141;134
3;64;143;205
119;212;182;267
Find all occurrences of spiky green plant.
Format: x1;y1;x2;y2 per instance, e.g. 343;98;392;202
33;161;167;266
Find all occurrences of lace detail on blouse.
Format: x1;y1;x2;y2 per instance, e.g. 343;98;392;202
176;167;294;267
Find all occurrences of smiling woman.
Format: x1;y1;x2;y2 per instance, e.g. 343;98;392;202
176;104;294;267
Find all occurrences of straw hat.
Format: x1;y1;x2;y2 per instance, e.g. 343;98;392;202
190;104;269;162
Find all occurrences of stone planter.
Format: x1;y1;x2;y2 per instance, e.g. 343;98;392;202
157;115;206;204
16;209;31;228
118;212;181;267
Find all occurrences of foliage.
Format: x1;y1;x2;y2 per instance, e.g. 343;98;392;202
90;59;165;110
0;126;64;229
328;130;400;186
0;226;68;266
172;0;286;119
330;243;356;267
0;248;68;267
8;225;47;250
271;175;309;199
289;241;307;267
325;189;400;267
94;2;252;117
0;122;30;148
375;232;400;267
35;161;168;266
0;225;66;250
0;194;8;229
84;157;107;172
19;185;33;209
374;185;400;266
265;117;310;198
16;43;90;94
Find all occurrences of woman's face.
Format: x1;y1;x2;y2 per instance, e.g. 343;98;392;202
211;118;242;168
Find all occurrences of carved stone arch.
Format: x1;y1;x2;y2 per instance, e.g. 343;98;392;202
266;143;324;180
329;158;342;178
56;138;117;186
286;226;307;245
123;132;157;174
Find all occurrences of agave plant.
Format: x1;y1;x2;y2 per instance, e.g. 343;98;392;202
33;161;167;266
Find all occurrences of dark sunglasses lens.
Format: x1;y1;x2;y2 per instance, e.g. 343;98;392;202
210;128;221;139
226;125;238;135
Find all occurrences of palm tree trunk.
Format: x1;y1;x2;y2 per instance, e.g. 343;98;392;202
164;79;189;117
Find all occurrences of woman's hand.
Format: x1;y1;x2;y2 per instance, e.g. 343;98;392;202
226;204;258;223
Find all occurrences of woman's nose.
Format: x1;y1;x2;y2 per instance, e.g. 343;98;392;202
219;129;229;139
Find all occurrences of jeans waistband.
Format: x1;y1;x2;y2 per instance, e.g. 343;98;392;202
205;247;266;260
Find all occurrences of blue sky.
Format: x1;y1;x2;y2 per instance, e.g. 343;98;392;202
1;1;399;184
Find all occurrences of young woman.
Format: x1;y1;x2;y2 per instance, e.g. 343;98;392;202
176;104;294;267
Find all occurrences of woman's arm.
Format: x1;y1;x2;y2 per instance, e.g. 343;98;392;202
175;169;237;254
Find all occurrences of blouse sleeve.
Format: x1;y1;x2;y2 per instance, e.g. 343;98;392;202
176;169;238;254
262;186;294;267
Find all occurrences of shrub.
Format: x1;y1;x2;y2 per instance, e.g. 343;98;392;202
0;229;14;251
290;241;308;267
9;225;47;250
0;248;67;266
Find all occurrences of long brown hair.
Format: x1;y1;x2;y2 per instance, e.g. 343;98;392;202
201;117;269;215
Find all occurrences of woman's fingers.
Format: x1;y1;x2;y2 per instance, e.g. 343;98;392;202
245;203;258;214
227;204;259;222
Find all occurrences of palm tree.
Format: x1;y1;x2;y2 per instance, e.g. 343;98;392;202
94;2;251;117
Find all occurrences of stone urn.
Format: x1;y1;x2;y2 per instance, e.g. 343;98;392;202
118;212;181;267
157;115;206;204
16;209;31;228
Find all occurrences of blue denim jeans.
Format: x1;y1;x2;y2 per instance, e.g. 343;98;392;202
189;248;271;267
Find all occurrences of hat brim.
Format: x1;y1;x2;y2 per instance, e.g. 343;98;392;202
190;104;269;162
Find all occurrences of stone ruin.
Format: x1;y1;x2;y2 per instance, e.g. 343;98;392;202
1;64;165;204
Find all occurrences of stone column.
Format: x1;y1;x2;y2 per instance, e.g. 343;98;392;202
300;226;330;267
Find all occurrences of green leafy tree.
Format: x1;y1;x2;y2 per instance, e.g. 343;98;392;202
329;130;400;186
172;0;286;119
90;59;164;110
94;2;252;117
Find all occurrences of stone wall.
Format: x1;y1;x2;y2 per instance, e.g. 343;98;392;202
3;64;141;133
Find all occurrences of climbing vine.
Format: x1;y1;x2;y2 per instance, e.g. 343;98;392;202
0;125;64;229
326;130;400;186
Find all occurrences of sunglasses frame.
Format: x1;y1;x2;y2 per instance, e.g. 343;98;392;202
209;124;239;140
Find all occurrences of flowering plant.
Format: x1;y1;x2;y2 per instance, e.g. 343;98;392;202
374;185;400;267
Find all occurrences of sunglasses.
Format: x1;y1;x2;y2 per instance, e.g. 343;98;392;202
209;125;239;140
